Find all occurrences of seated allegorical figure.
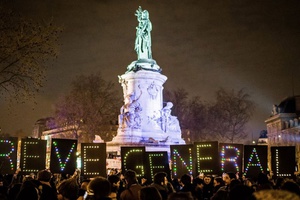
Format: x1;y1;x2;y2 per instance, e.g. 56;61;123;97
161;102;180;133
119;88;142;129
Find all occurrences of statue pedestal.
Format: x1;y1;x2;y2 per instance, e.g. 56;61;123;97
107;61;185;154
107;129;185;155
111;128;142;143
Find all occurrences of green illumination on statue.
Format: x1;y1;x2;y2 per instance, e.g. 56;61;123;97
135;6;152;60
126;6;161;73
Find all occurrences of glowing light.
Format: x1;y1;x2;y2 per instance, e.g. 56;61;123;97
196;143;213;173
243;147;264;176
274;148;292;177
53;141;76;171
83;145;100;175
0;139;15;171
172;148;193;176
148;153;165;179
123;148;144;177
220;145;240;172
22;141;41;173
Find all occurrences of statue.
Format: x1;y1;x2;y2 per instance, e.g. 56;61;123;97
93;135;104;143
161;102;180;132
126;7;161;73
135;6;152;60
119;87;142;129
272;104;279;115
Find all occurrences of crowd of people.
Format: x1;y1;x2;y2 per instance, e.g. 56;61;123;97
0;168;300;200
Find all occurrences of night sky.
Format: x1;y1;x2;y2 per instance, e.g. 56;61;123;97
1;0;300;140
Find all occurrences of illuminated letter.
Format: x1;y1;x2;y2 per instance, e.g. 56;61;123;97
122;148;145;177
172;147;193;177
220;145;240;172
83;145;100;176
244;147;264;176
22;141;41;173
53;141;76;172
0;139;15;171
195;143;214;173
81;143;106;177
271;147;295;178
148;153;165;178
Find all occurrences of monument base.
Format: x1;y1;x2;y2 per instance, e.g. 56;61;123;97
126;59;161;73
107;127;185;155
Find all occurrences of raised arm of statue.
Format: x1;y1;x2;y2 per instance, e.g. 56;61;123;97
134;6;152;60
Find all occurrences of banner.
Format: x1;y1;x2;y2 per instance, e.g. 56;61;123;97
20;138;47;174
0;136;298;179
107;158;122;169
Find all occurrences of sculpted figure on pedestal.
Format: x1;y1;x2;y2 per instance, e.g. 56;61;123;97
135;6;152;60
119;87;142;129
161;102;180;132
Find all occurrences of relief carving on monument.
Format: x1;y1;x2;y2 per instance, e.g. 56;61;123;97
119;86;143;129
147;81;158;100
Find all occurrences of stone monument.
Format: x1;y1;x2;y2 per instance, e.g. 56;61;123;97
107;7;185;154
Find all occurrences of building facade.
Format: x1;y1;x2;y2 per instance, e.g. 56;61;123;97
265;96;300;172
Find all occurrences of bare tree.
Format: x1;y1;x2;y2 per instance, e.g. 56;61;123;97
207;88;255;143
185;96;209;142
54;73;121;142
0;4;61;103
164;87;255;143
164;88;208;143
